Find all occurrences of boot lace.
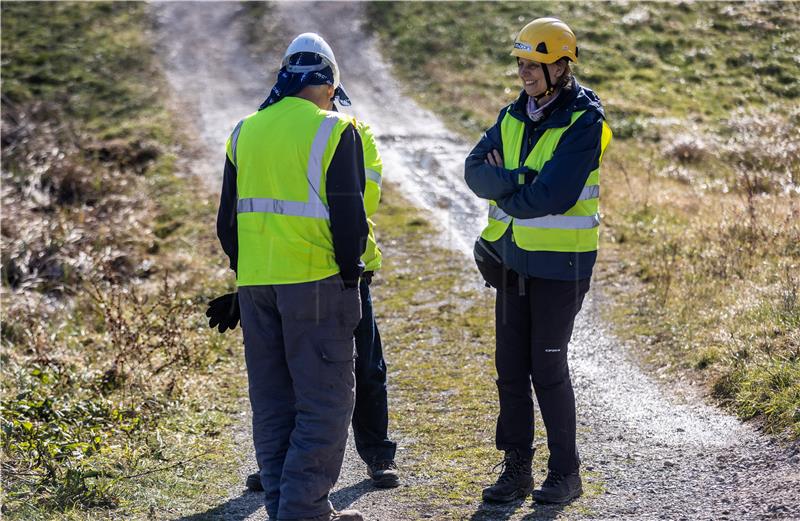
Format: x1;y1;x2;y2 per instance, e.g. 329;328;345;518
491;454;527;484
541;471;565;488
372;459;397;472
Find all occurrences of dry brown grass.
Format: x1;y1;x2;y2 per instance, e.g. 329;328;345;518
599;103;800;436
1;4;244;517
1;100;161;295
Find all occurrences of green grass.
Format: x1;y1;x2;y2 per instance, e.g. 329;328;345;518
1;3;246;518
366;1;799;140
366;1;800;438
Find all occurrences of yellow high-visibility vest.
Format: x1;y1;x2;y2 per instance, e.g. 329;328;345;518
358;121;383;272
227;96;356;285
481;110;612;252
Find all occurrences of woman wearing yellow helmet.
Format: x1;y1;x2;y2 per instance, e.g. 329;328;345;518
465;17;613;505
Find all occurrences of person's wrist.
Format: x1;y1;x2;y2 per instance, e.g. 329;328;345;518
340;267;362;288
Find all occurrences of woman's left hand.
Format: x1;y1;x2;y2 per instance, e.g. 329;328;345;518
485;149;503;167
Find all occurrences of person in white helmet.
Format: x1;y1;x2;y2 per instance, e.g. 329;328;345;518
242;33;400;494
211;33;369;521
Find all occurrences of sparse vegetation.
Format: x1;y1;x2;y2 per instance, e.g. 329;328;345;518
366;1;800;438
2;2;798;519
1;3;243;518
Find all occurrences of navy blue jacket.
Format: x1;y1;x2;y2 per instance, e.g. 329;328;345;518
464;80;606;281
217;122;368;287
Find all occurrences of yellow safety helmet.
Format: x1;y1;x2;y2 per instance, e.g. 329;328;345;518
511;17;578;64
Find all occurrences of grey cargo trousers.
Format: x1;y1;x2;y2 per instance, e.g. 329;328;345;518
238;274;362;520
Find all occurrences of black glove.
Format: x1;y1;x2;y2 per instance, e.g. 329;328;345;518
205;292;240;333
362;271;374;286
340;265;363;289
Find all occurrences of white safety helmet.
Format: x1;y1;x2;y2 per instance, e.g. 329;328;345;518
281;32;341;89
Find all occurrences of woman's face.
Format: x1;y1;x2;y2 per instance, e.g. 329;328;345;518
517;58;564;98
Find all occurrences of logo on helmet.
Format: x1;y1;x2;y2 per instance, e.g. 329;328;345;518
514;42;532;52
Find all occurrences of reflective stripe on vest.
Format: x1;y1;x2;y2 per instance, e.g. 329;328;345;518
234;114;340;220
230;119;244;167
488;184;600;224
236;197;329;219
516;213;600;229
488;205;511;223
366;168;382;186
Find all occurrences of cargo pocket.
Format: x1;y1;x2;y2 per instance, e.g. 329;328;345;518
318;338;356;363
338;286;362;329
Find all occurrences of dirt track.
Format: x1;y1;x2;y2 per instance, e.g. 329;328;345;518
154;3;800;520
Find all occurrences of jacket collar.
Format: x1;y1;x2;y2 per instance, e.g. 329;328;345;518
506;78;605;130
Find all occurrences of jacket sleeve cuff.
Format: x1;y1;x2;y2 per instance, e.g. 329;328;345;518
340;262;364;288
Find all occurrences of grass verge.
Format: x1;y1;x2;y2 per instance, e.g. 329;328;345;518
365;2;800;438
2;4;245;518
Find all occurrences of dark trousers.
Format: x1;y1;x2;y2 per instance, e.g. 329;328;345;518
494;274;590;475
352;278;397;463
240;276;362;520
249;278;395;486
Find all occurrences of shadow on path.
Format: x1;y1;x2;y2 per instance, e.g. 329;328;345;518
175;480;378;521
468;499;567;521
176;490;262;521
331;478;378;511
468;498;526;521
520;503;567;521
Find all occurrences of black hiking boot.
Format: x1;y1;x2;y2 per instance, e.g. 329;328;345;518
245;471;263;492
532;470;582;504
367;459;400;488
481;449;533;503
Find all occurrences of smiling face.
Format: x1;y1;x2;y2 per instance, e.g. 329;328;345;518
517;58;566;98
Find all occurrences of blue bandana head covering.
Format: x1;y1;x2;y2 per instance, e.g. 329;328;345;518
259;52;351;110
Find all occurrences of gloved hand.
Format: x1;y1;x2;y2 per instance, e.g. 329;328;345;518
340;266;364;289
205;292;240;333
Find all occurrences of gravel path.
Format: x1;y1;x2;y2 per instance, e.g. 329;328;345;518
154;3;800;520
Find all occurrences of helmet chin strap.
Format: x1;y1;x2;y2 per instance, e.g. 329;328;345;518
535;63;556;102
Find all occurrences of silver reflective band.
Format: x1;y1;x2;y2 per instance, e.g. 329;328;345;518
488;205;511;223
516;213;600;230
231;119;244;167
488;185;597;223
366;168;382;186
236;114;342;220
237;198;329;219
307;115;339;201
286;63;328;74
579;185;600;201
